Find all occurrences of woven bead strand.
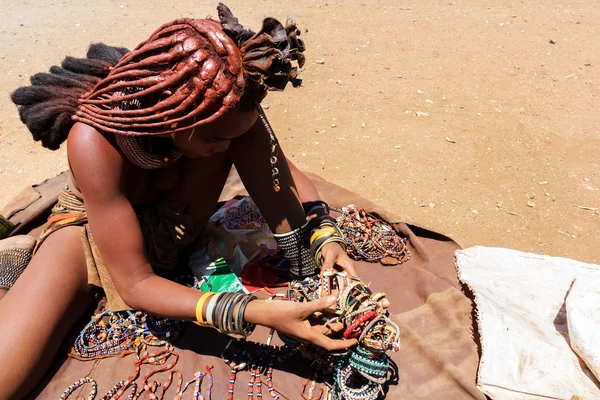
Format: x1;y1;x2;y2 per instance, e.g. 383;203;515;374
59;376;98;400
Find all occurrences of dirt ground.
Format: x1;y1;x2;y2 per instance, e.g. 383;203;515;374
1;0;598;263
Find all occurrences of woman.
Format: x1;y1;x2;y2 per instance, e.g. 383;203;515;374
0;4;357;398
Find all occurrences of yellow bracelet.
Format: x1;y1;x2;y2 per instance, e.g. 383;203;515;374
310;226;336;244
196;292;215;326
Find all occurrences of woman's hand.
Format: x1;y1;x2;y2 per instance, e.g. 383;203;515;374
318;242;358;278
244;296;357;351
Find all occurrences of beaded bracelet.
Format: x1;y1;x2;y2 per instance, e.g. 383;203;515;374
336;364;381;400
343;311;378;339
273;221;317;277
59;376;98;400
349;347;389;384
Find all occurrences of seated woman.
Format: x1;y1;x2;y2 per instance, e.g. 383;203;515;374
0;5;357;399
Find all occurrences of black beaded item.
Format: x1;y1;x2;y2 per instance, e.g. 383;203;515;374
273;221;317;278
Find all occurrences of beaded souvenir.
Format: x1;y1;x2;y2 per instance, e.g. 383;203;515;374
334;205;411;266
278;269;400;400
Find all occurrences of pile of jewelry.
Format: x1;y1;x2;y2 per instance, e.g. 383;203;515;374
334;205;411;266
62;334;215;400
279;269;400;400
71;299;187;360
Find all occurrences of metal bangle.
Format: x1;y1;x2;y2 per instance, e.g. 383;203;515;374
232;294;249;335
237;295;257;336
214;292;233;333
220;293;238;334
224;293;243;334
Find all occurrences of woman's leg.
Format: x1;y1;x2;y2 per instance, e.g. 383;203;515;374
0;226;93;400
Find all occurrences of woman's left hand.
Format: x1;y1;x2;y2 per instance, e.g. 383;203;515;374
318;242;358;278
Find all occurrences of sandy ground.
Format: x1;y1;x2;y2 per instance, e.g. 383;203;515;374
1;0;598;263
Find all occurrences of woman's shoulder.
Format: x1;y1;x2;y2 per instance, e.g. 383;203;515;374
67;122;118;151
67;123;128;192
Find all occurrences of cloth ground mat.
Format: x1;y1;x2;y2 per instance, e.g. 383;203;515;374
455;246;600;400
4;170;484;400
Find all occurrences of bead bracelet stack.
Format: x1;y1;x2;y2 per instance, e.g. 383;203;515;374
278;269;400;400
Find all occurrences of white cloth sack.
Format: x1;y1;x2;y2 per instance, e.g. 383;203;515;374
566;277;600;383
455;246;600;400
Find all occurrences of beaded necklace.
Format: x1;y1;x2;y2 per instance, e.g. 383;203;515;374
71;300;187;360
116;134;183;170
61;336;215;400
333;205;411;265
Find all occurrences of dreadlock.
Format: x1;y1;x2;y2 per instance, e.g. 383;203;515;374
10;43;130;150
11;3;304;149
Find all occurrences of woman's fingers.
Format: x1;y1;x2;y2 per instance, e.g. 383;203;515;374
301;295;337;318
310;332;357;351
324;252;359;278
337;255;358;278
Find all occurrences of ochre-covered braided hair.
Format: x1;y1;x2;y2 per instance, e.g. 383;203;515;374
73;3;304;136
12;3;305;147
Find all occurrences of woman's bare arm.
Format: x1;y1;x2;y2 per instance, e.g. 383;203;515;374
67;123;354;349
228;117;306;233
287;157;320;202
228;118;358;277
67;123;200;318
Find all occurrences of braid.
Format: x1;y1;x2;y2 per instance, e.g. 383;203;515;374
10;43;130;150
218;3;306;108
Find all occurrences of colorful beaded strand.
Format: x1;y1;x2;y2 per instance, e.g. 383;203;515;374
59;376;98;400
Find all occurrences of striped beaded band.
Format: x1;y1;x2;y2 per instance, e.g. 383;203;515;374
336;364;381;400
349;347;389;379
273;221;317;278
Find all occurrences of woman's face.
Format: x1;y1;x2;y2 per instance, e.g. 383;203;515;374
170;108;258;158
